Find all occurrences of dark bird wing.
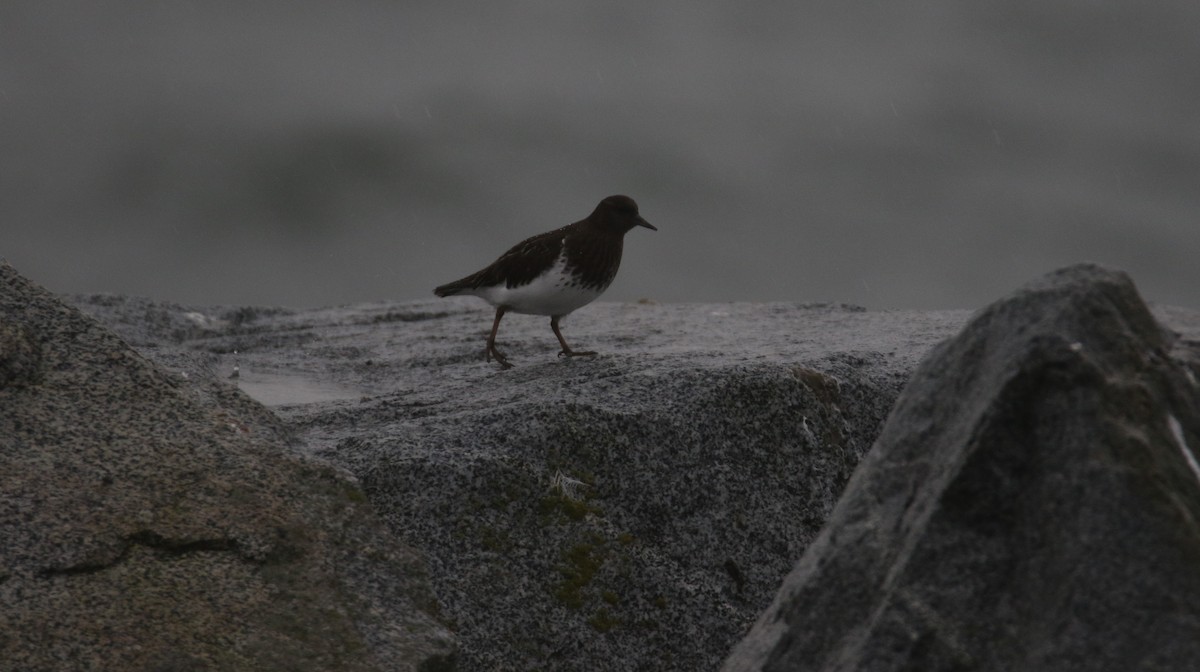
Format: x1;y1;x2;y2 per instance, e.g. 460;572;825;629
562;224;624;291
434;226;567;297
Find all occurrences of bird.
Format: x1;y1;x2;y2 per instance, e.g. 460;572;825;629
434;195;656;369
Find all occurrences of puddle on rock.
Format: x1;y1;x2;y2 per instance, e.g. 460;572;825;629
236;371;362;407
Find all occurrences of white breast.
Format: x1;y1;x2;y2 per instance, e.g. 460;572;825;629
476;250;608;316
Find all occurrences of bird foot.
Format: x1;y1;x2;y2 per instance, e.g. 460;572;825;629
487;346;514;369
558;349;597;359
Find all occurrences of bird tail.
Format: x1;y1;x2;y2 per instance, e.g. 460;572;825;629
434;280;466;297
436;268;489;297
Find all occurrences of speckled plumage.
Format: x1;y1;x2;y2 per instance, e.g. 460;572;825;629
435;195;656;368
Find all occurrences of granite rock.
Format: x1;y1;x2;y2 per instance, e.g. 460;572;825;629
0;262;456;671
722;264;1200;671
58;262;1200;671
73;291;971;671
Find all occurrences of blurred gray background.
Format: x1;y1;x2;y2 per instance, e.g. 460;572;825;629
2;1;1198;310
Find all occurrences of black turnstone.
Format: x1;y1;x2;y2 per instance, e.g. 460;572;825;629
434;194;656;369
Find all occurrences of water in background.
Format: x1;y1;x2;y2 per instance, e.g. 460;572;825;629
3;1;1198;310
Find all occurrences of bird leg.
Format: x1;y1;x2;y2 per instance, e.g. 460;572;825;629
486;307;513;369
551;315;596;358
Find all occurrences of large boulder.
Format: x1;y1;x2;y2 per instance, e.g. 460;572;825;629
62;262;1200;671
0;262;456;671
73;293;970;671
722;264;1200;671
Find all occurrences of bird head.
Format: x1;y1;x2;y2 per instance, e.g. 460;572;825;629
592;195;657;234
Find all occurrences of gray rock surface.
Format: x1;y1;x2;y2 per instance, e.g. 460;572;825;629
72;289;972;670
35;260;1200;671
722;264;1200;671
0;262;456;671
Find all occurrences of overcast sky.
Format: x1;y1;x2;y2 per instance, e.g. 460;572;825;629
3;1;1198;310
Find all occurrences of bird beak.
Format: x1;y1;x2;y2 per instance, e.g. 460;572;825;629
636;216;657;231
